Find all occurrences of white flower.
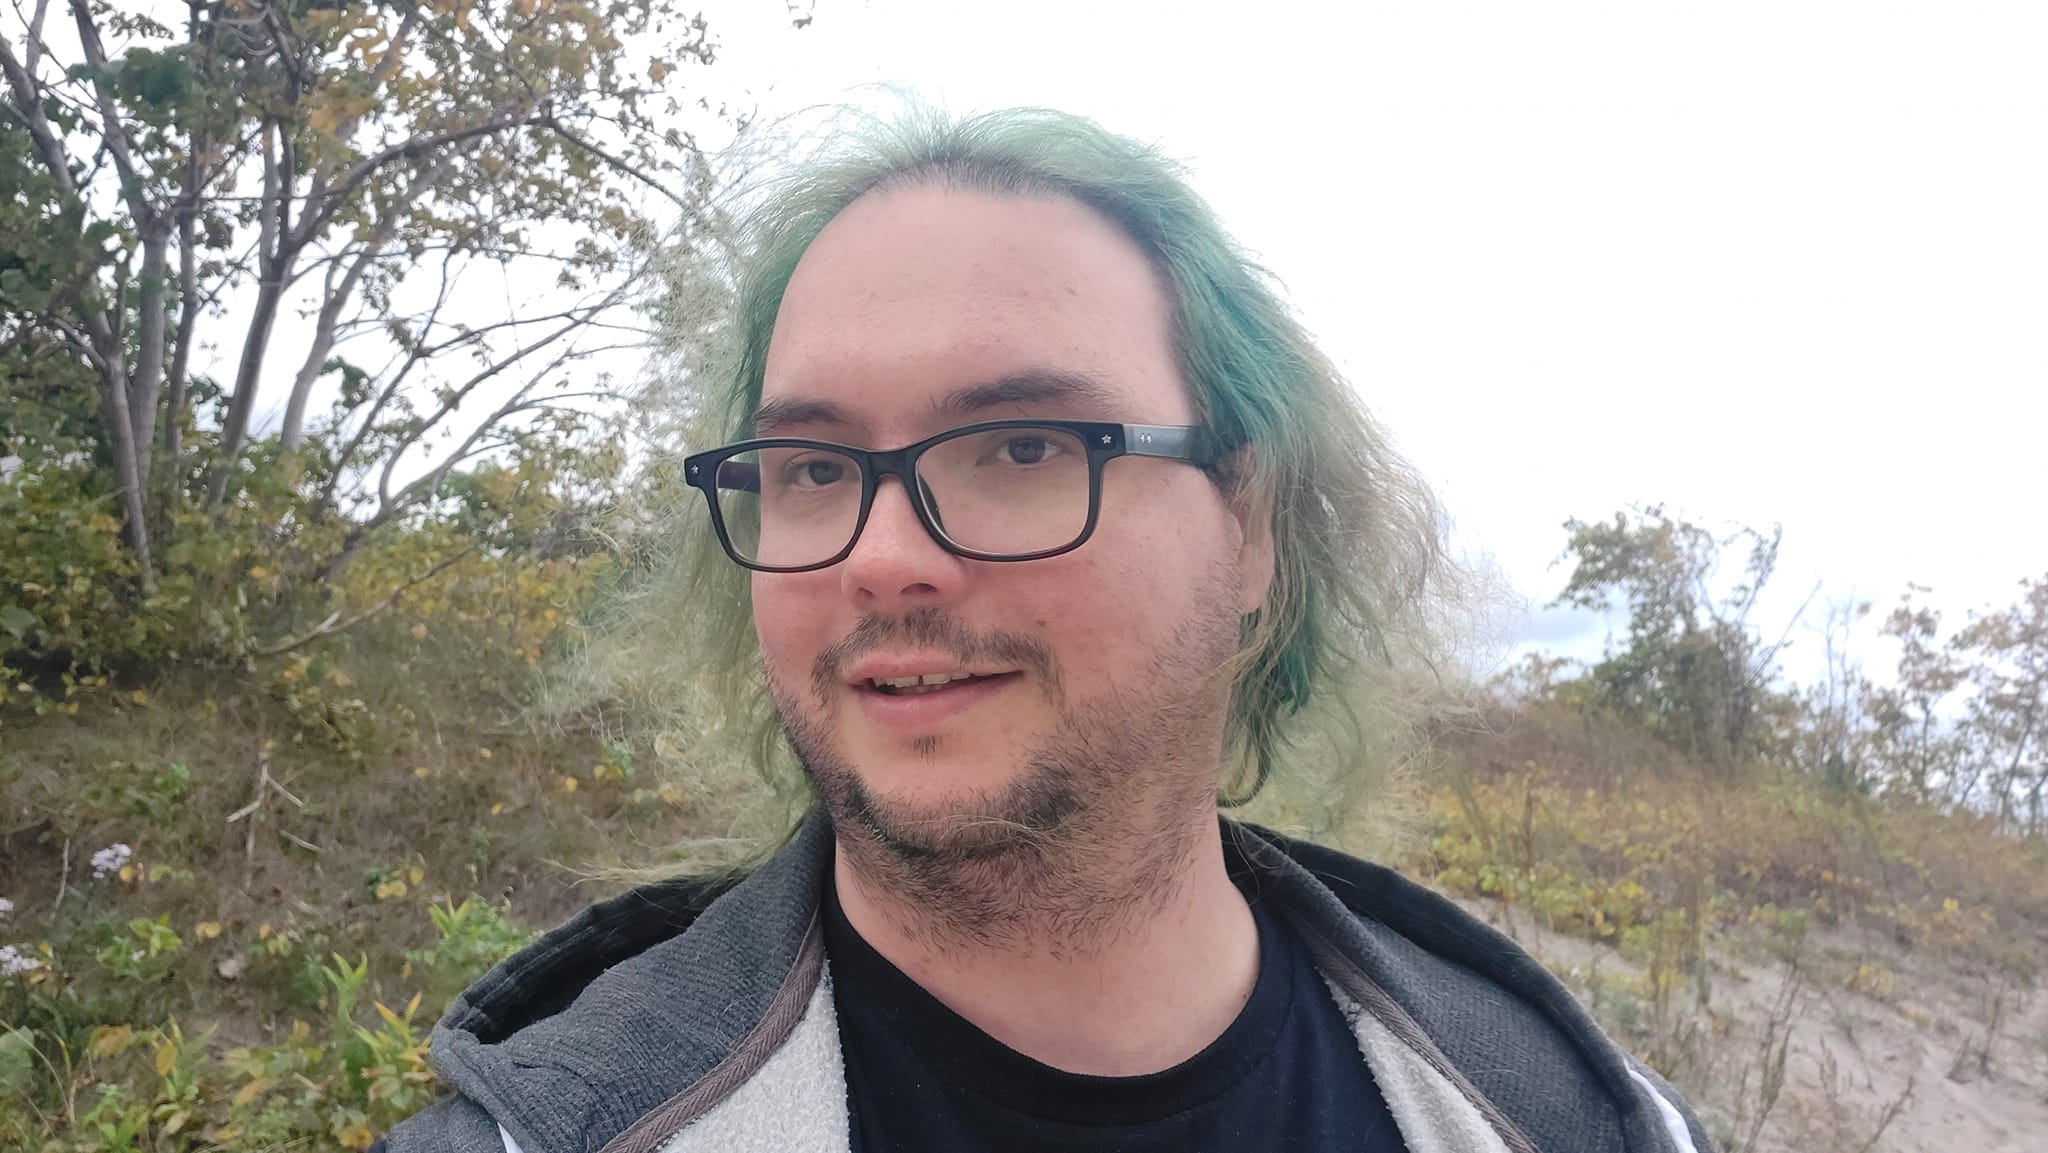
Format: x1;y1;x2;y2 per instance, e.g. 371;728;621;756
0;944;43;976
0;897;14;919
90;843;133;879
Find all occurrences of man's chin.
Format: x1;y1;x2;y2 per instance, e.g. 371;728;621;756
819;760;1083;866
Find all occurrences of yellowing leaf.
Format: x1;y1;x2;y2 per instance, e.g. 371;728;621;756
407;866;424;886
155;1040;177;1077
337;1123;375;1150
129;689;149;705
118;864;136;883
559;775;578;794
232;1076;272;1106
411;623;428;640
490;802;506;816
89;1025;134;1058
194;921;222;941
414;766;432;779
477;747;492;760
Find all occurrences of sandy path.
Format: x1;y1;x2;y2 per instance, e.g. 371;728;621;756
1449;897;2048;1152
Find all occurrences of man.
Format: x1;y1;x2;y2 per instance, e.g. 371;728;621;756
386;108;1711;1152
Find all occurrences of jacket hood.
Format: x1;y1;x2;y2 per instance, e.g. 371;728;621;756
426;814;831;1153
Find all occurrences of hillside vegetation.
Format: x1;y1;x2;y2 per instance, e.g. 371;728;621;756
1426;707;2048;1152
4;580;2045;1150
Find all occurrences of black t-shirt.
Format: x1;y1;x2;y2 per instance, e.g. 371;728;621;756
824;877;1408;1152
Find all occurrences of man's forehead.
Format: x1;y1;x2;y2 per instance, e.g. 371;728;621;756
749;370;1124;438
754;186;1183;438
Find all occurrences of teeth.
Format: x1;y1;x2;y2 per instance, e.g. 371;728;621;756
869;673;979;690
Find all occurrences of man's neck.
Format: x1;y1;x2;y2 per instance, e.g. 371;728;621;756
831;817;1259;1078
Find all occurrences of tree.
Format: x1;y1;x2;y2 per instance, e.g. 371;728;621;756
1551;505;1807;771
1800;596;1872;792
1951;575;2048;833
1;0;738;592
1859;587;1970;805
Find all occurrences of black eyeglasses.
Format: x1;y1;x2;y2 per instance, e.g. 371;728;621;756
683;419;1219;573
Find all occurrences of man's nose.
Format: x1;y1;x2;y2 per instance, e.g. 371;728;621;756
839;475;962;610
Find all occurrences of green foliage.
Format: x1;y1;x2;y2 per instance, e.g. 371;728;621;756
406;898;534;1007
1;888;535;1151
80;761;190;825
1423;740;2048;981
92;915;184;984
1550;505;1793;769
3;0;743;721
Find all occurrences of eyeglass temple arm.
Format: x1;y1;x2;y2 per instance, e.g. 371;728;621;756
1123;424;1219;464
714;459;761;493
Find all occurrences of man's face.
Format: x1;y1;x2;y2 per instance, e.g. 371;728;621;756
752;184;1273;866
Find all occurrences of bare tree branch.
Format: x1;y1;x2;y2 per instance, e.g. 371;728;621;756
69;0;155;226
542;114;694;212
371;278;635;509
299;110;546;245
23;0;49;75
282;150;459;449
253;545;477;657
0;30;84;201
378;340;581;512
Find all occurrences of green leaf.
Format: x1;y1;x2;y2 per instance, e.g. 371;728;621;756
0;1027;38;1097
0;604;38;640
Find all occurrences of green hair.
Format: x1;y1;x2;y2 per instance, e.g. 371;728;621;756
564;105;1463;868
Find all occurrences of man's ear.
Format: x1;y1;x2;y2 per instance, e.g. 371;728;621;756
1222;447;1277;617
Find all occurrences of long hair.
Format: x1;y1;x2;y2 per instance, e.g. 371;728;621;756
554;105;1469;871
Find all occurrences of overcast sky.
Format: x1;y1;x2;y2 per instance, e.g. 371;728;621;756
681;1;2045;683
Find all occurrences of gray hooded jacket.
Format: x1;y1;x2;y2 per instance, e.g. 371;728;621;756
383;813;1713;1153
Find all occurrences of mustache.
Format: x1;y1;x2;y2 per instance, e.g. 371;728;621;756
810;607;1058;699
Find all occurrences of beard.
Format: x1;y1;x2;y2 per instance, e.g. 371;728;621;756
767;571;1246;954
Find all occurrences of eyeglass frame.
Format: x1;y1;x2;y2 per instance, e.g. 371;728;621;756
683;418;1221;573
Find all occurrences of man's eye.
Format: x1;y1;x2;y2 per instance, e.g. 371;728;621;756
782;457;849;488
995;436;1057;465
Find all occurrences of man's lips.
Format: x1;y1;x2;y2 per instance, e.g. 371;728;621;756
862;671;1003;696
844;655;1021;690
848;670;1023;731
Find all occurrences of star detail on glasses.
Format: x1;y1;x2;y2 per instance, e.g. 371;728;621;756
1100;434;1112;445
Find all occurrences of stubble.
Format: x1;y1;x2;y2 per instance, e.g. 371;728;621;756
769;575;1244;956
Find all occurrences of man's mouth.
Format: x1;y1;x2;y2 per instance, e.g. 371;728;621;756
864;672;1009;697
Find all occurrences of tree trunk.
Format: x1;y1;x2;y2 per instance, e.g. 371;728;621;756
127;226;170;494
207;254;287;507
281;248;374;452
160;198;198;508
92;338;153;585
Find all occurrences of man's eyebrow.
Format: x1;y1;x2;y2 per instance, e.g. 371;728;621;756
748;370;1121;438
931;370;1122;421
748;397;854;437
